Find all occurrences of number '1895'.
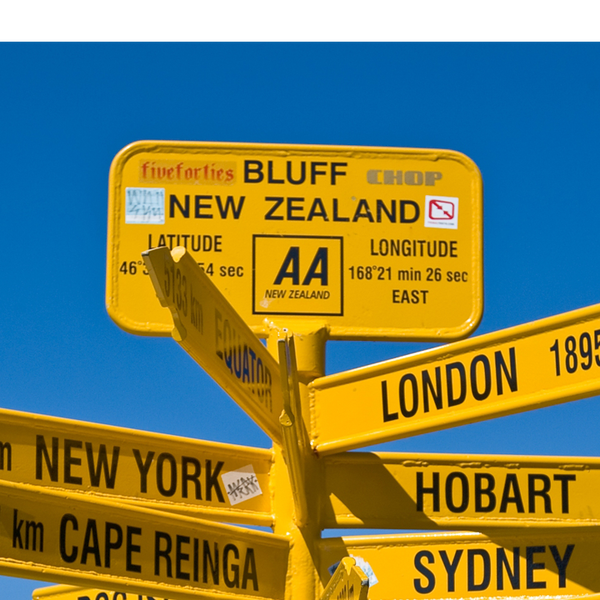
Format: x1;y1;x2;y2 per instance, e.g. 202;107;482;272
549;330;600;376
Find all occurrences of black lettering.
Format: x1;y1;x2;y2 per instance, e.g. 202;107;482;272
274;247;300;284
81;519;102;566
182;456;202;500
497;547;520;590
224;543;240;588
203;541;219;585
526;546;546;589
500;474;525;513
176;535;191;581
206;460;225;502
242;548;259;591
157;453;177;497
474;473;496;512
446;362;466;406
86;443;120;489
554;474;576;513
265;197;284;220
399;374;419;418
60;514;78;563
126;526;142;573
550;544;574;588
467;549;491;591
302;247;328;285
446;472;469;513
215;195;245;219
528;474;552;513
495;347;518;394
414;550;435;593
133;449;154;494
416;472;440;512
105;522;123;568
470;355;492;400
244;160;263;183
382;380;398;422
170;194;189;218
422;367;443;412
154;531;172;577
36;435;59;481
440;549;463;592
0;441;12;470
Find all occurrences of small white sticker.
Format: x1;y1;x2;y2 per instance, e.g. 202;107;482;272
425;195;459;229
221;465;262;505
125;187;165;224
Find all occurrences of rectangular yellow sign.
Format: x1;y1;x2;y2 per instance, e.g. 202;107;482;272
0;480;288;600
34;586;169;600
320;529;600;600
0;407;272;526
310;302;600;455
107;141;483;341
321;451;600;530
142;246;284;443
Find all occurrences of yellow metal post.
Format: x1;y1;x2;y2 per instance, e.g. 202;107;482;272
268;322;327;600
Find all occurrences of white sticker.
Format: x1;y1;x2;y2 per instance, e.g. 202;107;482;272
425;195;459;229
221;465;262;505
125;187;165;224
328;555;378;587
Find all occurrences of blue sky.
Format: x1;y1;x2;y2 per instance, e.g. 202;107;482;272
1;42;600;597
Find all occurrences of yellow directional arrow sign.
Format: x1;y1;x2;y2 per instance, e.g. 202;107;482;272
321;451;600;530
311;302;600;455
34;586;168;600
0;480;288;600
108;141;483;341
143;246;284;443
321;557;369;600
320;529;600;600
0;407;272;526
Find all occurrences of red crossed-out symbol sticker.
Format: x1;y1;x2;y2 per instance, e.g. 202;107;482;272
429;199;455;220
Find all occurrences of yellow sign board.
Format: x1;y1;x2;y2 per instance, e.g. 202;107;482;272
320;529;600;600
0;480;288;600
322;451;600;530
34;586;168;600
0;407;272;526
321;557;369;600
311;302;600;455
107;141;483;341
143;246;284;443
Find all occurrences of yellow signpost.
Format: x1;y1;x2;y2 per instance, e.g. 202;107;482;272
0;479;288;600
320;557;369;600
310;302;600;455
320;529;600;600
321;451;600;530
0;406;272;526
142;246;284;443
34;586;169;600
107;141;483;341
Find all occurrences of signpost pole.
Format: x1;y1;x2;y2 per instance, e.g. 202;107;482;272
268;325;327;600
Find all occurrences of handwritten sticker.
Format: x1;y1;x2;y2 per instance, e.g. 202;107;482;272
221;465;262;505
125;187;165;224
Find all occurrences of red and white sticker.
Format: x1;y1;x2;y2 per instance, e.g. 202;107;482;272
425;195;459;229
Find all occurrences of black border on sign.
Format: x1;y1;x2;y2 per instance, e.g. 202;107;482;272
252;234;344;317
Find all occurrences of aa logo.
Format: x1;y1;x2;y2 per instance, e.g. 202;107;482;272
253;235;343;316
274;246;328;286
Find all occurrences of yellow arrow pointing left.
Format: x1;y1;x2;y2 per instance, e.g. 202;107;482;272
0;480;288;600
